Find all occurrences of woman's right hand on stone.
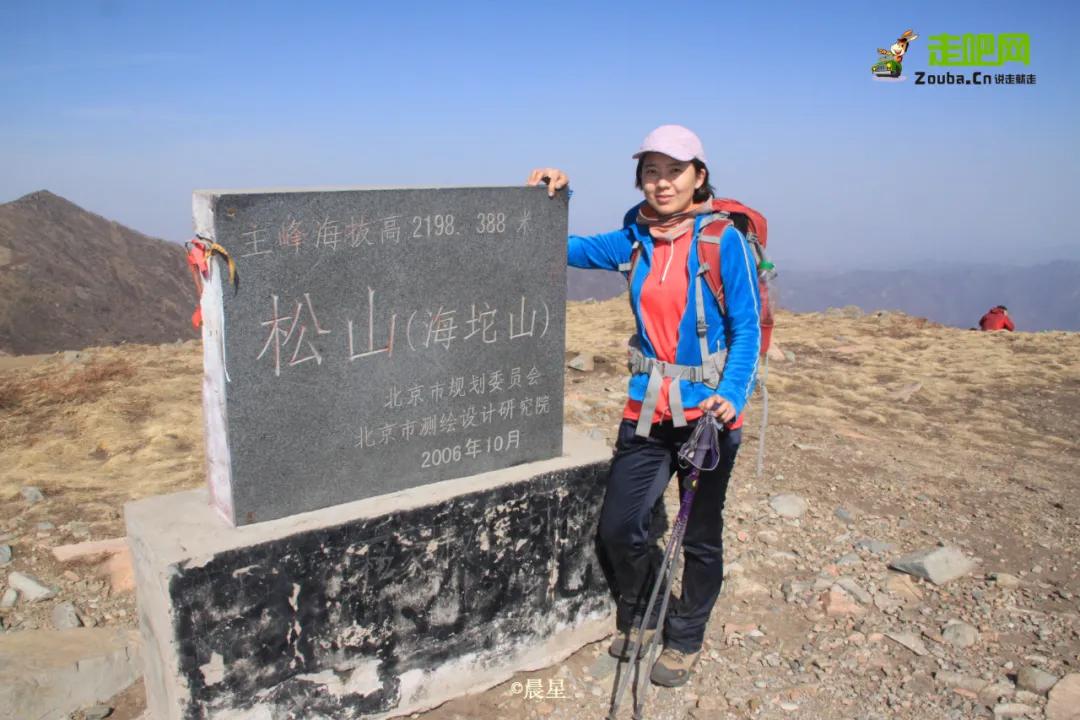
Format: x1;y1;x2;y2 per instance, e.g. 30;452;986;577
526;168;569;197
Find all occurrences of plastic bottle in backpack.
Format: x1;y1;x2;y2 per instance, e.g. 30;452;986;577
757;259;776;351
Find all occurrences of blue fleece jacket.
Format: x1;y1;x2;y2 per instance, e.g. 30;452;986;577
567;210;761;417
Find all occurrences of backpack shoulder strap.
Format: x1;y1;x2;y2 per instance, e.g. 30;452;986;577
696;215;732;314
697;199;769;314
618;203;646;286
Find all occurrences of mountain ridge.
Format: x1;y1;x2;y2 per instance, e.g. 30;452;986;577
0;190;197;354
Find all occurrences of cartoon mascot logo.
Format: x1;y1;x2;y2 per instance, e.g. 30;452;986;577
872;29;918;81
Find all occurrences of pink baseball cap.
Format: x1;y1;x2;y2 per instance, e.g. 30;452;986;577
632;124;708;165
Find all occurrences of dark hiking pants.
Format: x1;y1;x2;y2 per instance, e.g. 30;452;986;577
598;417;741;654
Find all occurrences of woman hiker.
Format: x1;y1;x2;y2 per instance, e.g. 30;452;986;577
527;124;761;687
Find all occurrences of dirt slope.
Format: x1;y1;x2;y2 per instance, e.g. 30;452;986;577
1;299;1078;719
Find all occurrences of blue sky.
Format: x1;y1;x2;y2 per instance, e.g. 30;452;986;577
2;0;1077;271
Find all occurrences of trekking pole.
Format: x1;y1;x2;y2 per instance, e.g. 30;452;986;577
756;352;769;479
607;415;722;720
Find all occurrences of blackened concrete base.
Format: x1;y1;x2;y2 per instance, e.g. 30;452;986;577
126;429;614;720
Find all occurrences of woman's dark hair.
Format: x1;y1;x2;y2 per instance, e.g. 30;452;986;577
635;158;715;203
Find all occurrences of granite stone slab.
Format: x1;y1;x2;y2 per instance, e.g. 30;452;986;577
194;186;568;525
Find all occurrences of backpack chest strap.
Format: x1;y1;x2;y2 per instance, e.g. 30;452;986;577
628;343;726;437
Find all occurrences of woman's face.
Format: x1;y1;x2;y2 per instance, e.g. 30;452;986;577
639;152;706;215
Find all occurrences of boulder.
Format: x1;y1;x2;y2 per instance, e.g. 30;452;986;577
769;494;807;519
889;546;976;585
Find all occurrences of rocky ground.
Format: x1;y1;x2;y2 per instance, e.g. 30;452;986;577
1;299;1078;719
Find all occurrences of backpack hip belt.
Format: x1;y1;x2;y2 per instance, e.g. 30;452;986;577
627;342;726;438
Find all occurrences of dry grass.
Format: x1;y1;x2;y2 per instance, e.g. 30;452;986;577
0;381;23;410
0;343;204;529
1;301;1077;539
567;297;1080;462
0;357;136;413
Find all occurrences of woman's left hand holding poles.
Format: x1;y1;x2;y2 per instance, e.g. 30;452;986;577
699;395;736;423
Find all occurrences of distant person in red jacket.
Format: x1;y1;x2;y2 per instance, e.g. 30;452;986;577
979;305;1015;331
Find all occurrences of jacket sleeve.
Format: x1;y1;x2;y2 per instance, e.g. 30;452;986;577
567;227;634;270
1004;315;1015;331
715;226;761;414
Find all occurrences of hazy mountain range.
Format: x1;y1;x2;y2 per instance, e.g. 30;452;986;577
568;263;1079;332
0;190;1074;357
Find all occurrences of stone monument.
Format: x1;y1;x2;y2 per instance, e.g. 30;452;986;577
126;186;616;719
193;186;568;526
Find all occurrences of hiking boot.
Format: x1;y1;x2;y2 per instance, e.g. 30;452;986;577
649;647;700;687
607;627;659;659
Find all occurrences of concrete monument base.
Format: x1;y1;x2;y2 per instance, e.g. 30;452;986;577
127;429;614;720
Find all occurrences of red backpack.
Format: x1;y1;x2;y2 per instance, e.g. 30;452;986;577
623;198;775;355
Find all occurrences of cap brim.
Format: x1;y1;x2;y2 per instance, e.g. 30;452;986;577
631;149;696;162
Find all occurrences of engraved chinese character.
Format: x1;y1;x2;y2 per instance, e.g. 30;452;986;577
469;373;486;396
464;302;498;344
480;402;496;424
449;376;467;398
509;367;522;389
488;369;504;393
465;438;482;458
516;208;531;238
507;429;521;450
278;217;304;254
535;395;550;415
460;405;478;429
348;287;396;361
406;384;424;407
426;307;458;350
419;415;438;437
241;227;271;257
315;217;341;250
345;215;373;247
401;419;418;441
430;380;445;403
354;426;373;448
509;296;537;340
258;293;331;377
519;397;534;417
378;423;396;445
385;386;403;409
527;366;542;386
381;216;401;244
439;412;458;434
498;399;515;421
